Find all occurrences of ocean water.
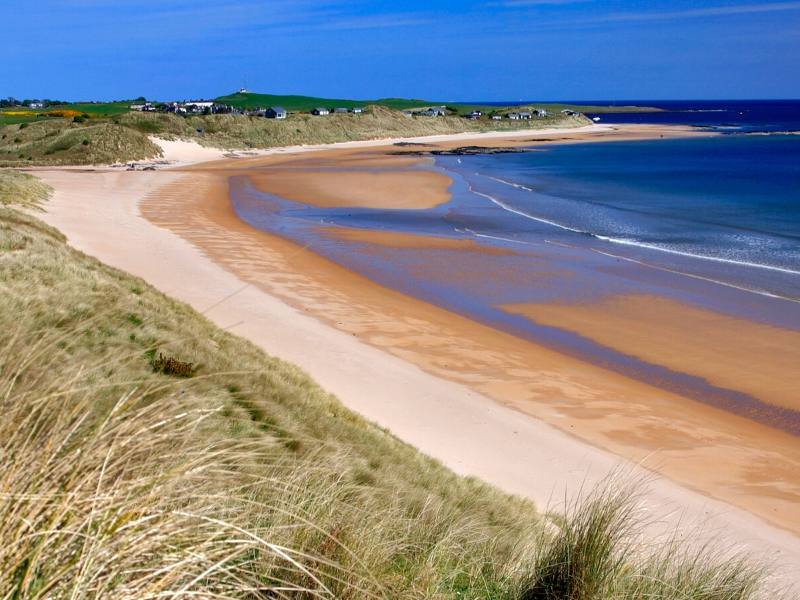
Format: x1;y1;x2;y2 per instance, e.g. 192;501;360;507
444;133;800;302
582;99;800;133
478;99;800;133
231;100;800;431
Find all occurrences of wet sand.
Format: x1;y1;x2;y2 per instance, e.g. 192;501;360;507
248;167;452;209
326;226;518;254
34;124;800;589
505;295;800;413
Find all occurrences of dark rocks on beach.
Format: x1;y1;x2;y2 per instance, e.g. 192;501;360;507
431;146;529;156
388;146;530;157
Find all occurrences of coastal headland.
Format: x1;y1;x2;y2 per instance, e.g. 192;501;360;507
32;123;800;587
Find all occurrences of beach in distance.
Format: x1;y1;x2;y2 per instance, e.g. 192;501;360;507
34;116;800;586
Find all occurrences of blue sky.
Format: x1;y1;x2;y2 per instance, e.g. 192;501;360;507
4;0;799;101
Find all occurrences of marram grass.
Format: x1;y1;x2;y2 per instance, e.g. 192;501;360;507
0;179;779;598
0;171;52;209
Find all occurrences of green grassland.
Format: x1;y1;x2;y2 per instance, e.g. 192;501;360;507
216;91;433;112
0;171;775;598
0;102;131;126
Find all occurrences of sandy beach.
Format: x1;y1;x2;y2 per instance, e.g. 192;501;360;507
32;123;800;589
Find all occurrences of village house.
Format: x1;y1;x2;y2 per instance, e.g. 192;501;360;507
312;107;330;116
491;114;502;120
265;106;287;119
518;111;532;120
507;112;521;120
351;107;364;113
28;101;44;109
333;107;349;114
533;108;548;117
420;106;446;117
467;110;482;120
179;100;217;114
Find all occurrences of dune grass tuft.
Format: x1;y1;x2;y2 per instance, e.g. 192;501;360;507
0;170;52;209
518;481;771;600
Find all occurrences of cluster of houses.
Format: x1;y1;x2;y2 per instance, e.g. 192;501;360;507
309;106;364;116
129;101;366;119
129;101;245;115
402;106;552;120
128;99;574;121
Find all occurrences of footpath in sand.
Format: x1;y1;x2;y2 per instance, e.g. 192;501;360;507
32;125;800;591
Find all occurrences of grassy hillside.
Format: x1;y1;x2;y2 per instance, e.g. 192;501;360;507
118;105;589;149
0;106;589;166
0;171;773;598
217;92;433;112
0;119;162;166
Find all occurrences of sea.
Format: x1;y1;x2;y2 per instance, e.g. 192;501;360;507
231;100;800;430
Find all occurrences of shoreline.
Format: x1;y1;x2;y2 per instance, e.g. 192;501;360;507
32;123;800;589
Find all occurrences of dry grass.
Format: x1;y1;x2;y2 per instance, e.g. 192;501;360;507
0;185;777;598
0;203;537;598
0;120;162;166
118;106;588;151
1;106;586;166
0;171;52;209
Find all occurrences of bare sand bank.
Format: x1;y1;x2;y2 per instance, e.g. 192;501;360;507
505;295;800;413
248;168;452;210
32;124;800;589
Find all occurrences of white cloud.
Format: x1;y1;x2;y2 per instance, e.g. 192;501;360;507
586;1;800;23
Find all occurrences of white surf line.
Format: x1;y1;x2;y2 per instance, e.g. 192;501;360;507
591;247;800;305
458;227;539;247
468;185;587;234
594;235;800;277
469;171;800;278
545;240;578;250
485;175;536;192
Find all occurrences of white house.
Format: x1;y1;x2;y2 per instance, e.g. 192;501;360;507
420;106;446;117
185;101;215;113
265;106;287;119
312;107;330;116
351;107;364;113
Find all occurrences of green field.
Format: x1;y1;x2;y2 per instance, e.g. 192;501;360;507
60;101;133;116
0;101;131;126
216;92;433;112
